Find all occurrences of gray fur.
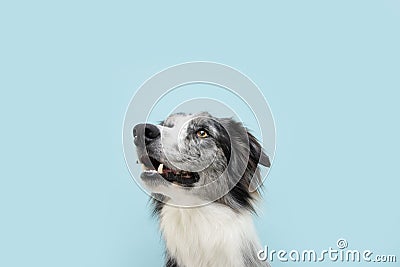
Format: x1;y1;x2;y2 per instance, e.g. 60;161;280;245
135;112;269;210
134;112;271;266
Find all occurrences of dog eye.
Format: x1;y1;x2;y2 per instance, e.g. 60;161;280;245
196;129;209;138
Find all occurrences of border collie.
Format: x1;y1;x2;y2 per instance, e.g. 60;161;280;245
133;112;271;267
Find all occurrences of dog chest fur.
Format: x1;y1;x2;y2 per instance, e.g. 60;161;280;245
160;203;263;267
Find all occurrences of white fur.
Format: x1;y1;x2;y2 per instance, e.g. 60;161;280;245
160;203;262;267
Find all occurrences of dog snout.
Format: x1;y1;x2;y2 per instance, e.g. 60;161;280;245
133;123;160;147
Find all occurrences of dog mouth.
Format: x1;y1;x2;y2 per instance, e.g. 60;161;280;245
139;155;200;186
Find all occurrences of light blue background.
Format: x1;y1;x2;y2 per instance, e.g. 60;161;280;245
0;1;399;266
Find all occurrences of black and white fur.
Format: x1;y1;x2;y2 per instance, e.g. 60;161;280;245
133;112;271;267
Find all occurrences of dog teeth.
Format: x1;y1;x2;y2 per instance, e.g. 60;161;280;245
158;164;163;174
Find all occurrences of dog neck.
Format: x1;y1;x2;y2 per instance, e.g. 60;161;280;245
159;203;266;267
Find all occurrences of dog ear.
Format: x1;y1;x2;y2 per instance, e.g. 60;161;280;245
247;131;271;193
259;150;271;167
247;132;270;168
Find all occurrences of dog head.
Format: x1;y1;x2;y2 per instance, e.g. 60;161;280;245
133;112;270;211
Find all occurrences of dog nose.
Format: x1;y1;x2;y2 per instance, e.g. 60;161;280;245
133;123;160;147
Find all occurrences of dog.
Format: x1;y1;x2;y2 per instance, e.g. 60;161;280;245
133;112;271;267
